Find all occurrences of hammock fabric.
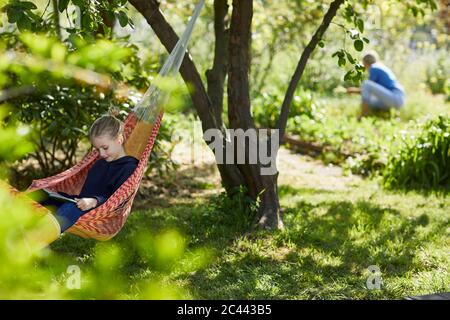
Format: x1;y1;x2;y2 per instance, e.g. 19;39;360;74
22;0;205;241
26;112;162;240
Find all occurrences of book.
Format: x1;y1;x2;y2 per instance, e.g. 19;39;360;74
43;188;77;204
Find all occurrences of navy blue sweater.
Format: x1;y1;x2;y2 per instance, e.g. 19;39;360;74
68;155;139;207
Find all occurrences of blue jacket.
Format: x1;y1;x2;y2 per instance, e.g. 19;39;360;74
69;155;139;207
369;62;404;93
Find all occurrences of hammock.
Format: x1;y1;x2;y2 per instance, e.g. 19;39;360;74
25;0;205;241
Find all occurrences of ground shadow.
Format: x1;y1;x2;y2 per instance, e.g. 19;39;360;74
46;176;447;299
188;196;446;299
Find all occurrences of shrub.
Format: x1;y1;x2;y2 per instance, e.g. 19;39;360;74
287;114;398;176
0;114;209;299
425;55;450;100
252;89;319;129
1;33;176;187
383;115;450;190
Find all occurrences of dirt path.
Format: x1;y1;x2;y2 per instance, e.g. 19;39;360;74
276;147;361;191
137;137;361;206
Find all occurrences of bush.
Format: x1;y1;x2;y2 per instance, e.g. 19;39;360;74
383;115;450;191
1;33;177;186
2;33;150;174
287;113;399;176
0;110;212;299
425;55;450;100
298;51;349;94
252;89;319;128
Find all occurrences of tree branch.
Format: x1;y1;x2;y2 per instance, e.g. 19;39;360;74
129;0;245;190
128;0;218;133
0;86;35;103
205;0;229;128
227;0;253;131
254;31;279;93
276;0;345;141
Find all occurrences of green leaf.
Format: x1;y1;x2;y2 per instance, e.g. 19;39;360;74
346;52;355;64
363;37;370;44
51;43;67;62
356;19;364;33
81;13;92;30
16;15;32;31
20;33;53;57
318;40;324;48
6;6;23;23
72;0;84;7
59;0;70;12
106;10;115;22
116;11;129;28
430;1;438;10
344;70;354;81
344;5;354;22
19;1;37;10
354;39;364;52
338;57;346;67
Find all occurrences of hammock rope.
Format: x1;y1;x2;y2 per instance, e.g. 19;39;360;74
135;0;203;123
25;0;205;241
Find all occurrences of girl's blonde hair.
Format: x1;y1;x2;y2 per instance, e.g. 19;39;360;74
89;106;124;140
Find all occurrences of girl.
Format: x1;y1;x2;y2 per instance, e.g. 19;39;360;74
27;107;138;249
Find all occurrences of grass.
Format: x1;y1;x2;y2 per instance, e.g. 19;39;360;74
321;87;449;122
47;172;449;299
42;86;448;299
10;60;449;299
284;85;449;177
189;181;448;299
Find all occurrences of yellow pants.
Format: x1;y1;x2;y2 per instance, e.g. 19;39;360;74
24;212;61;253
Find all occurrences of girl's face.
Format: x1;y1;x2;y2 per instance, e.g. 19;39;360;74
91;134;124;162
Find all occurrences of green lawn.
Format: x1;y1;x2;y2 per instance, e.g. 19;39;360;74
21;88;450;300
48;166;449;299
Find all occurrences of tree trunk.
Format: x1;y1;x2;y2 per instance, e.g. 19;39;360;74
205;0;229;128
129;0;283;230
227;0;283;229
129;0;245;192
129;0;345;231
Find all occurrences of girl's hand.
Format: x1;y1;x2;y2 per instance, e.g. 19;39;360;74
74;198;98;211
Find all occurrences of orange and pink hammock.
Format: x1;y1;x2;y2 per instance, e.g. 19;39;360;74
9;0;205;241
26;112;161;240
